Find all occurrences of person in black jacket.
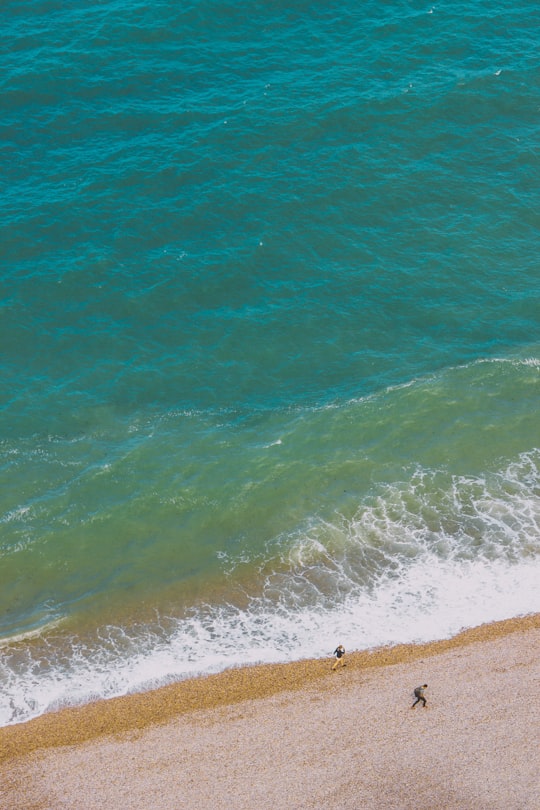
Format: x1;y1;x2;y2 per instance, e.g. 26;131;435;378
411;684;428;708
332;644;346;670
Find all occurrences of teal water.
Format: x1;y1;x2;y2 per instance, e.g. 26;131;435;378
1;1;540;725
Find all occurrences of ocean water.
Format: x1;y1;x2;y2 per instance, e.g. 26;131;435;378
2;0;540;726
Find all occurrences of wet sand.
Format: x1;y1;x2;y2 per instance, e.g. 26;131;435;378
1;614;539;809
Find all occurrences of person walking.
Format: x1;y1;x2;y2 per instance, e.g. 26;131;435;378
332;644;346;670
411;684;428;708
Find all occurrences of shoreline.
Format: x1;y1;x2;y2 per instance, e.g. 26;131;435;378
1;612;539;764
2;612;539;809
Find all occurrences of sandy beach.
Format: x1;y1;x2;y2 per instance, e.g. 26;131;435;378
1;614;539;809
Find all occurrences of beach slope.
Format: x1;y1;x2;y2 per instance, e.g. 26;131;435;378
1;615;539;809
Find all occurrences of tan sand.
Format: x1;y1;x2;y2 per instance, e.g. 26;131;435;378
1;614;539;809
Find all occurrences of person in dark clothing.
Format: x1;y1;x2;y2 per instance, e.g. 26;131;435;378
332;644;346;670
411;684;428;708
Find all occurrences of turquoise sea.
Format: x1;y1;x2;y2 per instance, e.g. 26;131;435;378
2;0;540;725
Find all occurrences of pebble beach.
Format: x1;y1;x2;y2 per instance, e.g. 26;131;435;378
2;614;539;810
